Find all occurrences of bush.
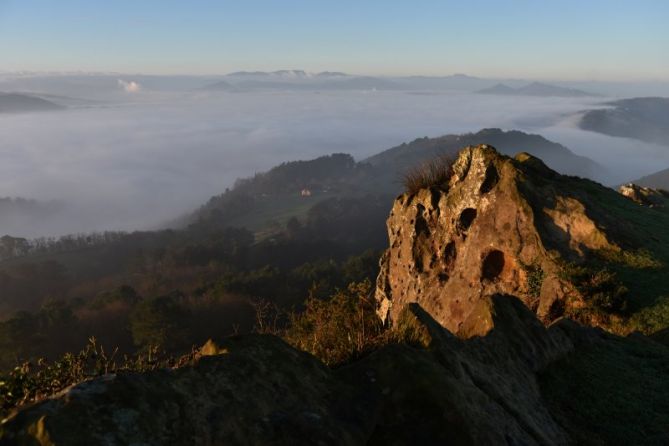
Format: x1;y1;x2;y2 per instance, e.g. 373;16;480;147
561;264;628;314
283;280;384;367
402;154;454;195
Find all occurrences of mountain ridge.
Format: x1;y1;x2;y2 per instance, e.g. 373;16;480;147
478;82;597;97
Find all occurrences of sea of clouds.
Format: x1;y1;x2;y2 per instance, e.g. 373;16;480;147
0;87;666;237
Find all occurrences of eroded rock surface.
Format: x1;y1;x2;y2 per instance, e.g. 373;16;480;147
376;145;637;333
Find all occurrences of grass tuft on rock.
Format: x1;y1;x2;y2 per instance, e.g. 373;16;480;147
402;154;454;195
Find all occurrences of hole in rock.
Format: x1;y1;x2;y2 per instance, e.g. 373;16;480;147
458;208;477;232
480;165;500;194
443;241;457;270
482;250;505;281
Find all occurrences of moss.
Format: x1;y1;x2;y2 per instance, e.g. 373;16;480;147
521;262;545;299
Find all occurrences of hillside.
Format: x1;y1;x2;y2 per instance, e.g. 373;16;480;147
3;146;669;445
0;92;63;113
188;129;602;236
580;97;669;145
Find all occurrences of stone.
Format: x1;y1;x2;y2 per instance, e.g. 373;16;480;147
376;144;634;333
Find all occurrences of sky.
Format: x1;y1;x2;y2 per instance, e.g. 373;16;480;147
0;0;667;80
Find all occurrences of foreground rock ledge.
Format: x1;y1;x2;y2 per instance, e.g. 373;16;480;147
1;295;606;446
3;295;668;445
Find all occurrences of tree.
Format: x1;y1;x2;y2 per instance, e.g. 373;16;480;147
130;294;189;350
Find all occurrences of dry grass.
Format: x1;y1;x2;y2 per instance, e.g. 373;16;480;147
283;280;385;367
402;154;455;195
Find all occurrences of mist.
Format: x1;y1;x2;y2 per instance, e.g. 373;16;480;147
0;87;667;238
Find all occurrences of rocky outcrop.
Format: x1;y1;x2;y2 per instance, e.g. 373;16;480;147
1;295;611;446
375;145;657;333
619;182;668;207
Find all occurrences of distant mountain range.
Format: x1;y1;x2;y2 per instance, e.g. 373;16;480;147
199;71;607;95
200;71;507;92
580;97;669;146
5;71;669;96
0;93;63;114
477;82;597;97
201;71;403;92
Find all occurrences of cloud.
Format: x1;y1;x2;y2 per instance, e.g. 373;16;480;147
117;79;141;93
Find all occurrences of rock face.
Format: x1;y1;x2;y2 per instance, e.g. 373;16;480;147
1;295;608;446
376;145;630;333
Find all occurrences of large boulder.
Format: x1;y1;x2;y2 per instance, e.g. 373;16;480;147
376;144;668;333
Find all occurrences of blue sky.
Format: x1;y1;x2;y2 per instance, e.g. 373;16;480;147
0;0;667;80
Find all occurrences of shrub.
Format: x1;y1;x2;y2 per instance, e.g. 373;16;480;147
402;154;454;195
561;264;629;315
521;263;545;299
283;280;385;367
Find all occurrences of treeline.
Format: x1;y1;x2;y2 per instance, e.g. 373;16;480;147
0;231;126;261
0;248;381;370
0;195;390;370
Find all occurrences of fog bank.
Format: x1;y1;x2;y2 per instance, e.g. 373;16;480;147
0;90;666;237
